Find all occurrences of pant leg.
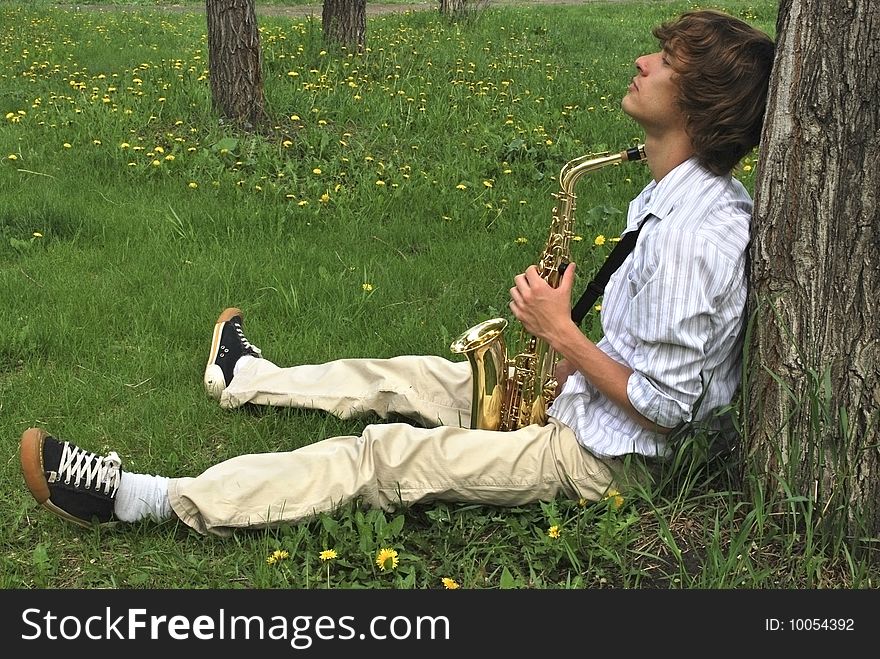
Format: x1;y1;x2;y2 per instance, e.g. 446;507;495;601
167;417;623;536
220;355;473;428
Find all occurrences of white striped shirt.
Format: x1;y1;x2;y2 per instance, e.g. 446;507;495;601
547;157;752;458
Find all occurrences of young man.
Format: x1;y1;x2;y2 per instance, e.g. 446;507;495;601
19;10;775;536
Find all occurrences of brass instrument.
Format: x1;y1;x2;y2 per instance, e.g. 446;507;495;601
451;144;647;431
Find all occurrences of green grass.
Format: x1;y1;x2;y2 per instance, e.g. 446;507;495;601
2;0;875;590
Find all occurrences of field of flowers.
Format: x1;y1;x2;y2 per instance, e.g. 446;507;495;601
2;1;830;593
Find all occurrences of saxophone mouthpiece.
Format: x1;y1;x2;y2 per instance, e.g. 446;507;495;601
625;144;647;162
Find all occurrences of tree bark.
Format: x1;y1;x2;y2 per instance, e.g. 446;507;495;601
205;0;267;128
746;0;880;539
439;0;468;13
439;0;489;17
322;0;366;51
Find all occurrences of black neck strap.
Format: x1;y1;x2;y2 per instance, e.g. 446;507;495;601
571;226;643;326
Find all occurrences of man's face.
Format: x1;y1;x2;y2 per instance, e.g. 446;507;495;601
621;49;686;134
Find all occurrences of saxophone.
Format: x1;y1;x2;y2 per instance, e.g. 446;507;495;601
450;144;647;431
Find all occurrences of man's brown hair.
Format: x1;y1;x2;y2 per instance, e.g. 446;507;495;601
654;9;775;176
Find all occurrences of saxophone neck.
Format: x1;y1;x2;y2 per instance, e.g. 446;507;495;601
559;144;646;189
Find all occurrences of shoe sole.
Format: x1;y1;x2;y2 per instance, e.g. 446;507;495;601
20;427;50;504
203;307;243;401
19;427;94;529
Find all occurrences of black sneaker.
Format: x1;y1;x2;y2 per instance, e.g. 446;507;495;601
19;427;121;527
203;307;262;400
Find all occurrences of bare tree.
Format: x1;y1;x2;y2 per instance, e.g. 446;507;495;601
746;0;879;539
205;0;267;128
322;0;366;50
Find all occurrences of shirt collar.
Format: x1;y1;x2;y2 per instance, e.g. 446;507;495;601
625;157;711;232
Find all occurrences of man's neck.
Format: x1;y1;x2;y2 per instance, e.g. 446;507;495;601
643;133;694;182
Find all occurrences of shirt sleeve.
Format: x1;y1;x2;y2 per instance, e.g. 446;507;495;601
624;230;737;428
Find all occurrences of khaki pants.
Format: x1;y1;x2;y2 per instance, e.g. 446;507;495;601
168;355;625;536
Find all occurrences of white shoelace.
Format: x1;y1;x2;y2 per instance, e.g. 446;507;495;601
233;322;262;356
51;442;122;496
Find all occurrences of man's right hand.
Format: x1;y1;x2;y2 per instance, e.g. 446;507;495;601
553;358;578;397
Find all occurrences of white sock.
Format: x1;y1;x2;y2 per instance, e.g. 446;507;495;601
114;472;173;523
234;354;258;377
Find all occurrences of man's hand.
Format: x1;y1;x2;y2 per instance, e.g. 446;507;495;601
553;357;578;397
508;262;577;341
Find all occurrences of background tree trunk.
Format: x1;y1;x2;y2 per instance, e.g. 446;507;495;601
746;0;880;539
439;0;489;17
322;0;366;50
439;0;468;13
206;0;267;128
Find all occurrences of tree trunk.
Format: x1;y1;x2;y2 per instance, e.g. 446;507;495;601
322;0;366;51
439;0;489;17
205;0;267;128
439;0;468;13
746;0;880;540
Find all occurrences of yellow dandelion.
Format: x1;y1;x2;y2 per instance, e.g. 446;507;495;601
63;143;71;149
7;154;17;161
376;547;399;572
442;578;460;590
515;236;528;245
312;168;321;175
164;154;174;161
594;235;606;246
603;488;625;509
188;182;198;189
375;179;386;186
594;304;602;312
362;283;374;292
482;180;493;188
548;525;561;539
267;549;290;565
151;160;161;167
319;549;338;561
320;193;330;203
33;232;43;238
456;183;467;190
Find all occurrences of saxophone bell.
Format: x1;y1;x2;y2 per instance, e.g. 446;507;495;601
450;317;509;431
